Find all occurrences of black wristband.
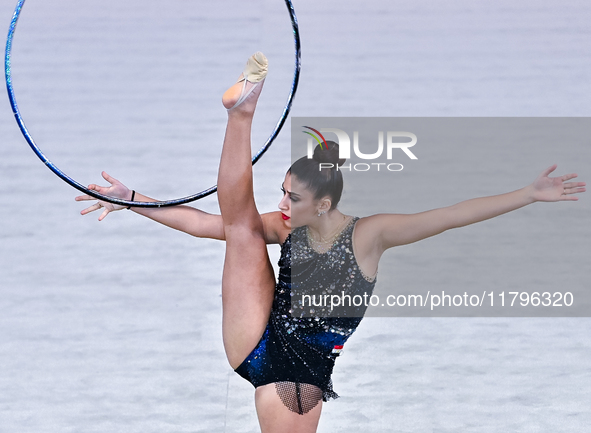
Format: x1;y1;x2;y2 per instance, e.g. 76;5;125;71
126;190;136;210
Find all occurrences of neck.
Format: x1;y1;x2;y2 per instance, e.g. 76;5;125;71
307;210;348;241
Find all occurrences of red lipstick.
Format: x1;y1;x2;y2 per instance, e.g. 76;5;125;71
281;213;290;220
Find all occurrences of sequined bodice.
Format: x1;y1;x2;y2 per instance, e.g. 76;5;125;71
271;217;376;347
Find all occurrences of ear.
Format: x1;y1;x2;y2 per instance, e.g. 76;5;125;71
317;197;332;213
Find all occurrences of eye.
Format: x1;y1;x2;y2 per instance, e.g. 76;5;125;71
281;187;297;202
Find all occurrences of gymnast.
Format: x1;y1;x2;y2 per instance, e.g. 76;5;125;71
76;52;586;432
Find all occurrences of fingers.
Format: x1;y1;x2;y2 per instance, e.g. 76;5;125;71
560;179;586;201
561;173;578;182
541;164;558;177
559;195;579;201
75;194;94;202
80;202;102;215
79;201;117;220
75;184;106;202
562;186;586;196
76;172;123;220
563;181;586;189
101;171;117;184
84;183;109;195
98;207;110;221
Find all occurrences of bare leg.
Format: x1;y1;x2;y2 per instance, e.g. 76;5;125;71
217;64;275;369
218;56;322;431
255;384;323;433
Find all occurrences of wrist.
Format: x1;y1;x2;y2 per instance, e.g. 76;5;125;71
126;190;136;210
524;184;538;204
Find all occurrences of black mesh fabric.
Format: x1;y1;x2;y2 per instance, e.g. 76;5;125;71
275;382;323;415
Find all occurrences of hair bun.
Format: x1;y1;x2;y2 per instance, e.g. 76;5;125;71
312;141;346;167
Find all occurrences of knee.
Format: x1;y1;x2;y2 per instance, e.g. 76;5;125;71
223;220;265;241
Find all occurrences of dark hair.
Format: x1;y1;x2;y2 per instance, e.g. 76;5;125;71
288;141;346;210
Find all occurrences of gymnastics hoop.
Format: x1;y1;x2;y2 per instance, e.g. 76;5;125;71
5;0;301;207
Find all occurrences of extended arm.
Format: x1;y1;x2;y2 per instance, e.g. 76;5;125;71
75;172;225;239
360;165;585;252
75;172;287;243
131;192;225;240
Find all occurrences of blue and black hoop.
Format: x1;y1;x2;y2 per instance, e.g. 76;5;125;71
5;0;301;207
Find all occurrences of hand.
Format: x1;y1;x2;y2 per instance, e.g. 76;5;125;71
531;165;586;202
75;171;132;221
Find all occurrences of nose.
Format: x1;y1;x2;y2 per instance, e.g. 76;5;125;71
278;194;289;211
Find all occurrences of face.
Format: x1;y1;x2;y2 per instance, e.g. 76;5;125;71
278;172;330;228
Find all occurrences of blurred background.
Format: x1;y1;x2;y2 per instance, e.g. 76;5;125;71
1;0;589;432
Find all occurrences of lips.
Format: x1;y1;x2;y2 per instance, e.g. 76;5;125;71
282;213;290;220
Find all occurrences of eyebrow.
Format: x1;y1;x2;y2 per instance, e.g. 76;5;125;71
281;183;301;198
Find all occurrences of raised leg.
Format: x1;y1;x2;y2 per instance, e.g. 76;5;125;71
218;55;323;432
217;56;275;369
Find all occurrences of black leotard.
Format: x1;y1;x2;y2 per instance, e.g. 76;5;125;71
235;217;376;414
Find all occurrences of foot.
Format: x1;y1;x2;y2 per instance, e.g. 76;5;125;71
222;52;268;112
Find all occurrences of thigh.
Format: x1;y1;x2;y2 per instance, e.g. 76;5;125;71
221;224;276;369
255;383;323;433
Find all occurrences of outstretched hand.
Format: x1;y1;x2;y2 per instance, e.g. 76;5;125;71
531;165;586;202
75;172;132;221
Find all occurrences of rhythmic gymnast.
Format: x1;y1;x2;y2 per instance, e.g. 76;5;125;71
76;52;586;432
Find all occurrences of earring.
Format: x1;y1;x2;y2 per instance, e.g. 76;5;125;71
318;210;326;217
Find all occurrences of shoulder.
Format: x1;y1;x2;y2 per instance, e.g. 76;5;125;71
352;216;380;247
261;211;290;244
353;214;398;238
352;214;406;254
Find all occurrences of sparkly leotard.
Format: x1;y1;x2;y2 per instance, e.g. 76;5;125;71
235;217;376;414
